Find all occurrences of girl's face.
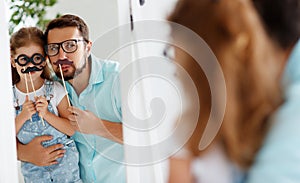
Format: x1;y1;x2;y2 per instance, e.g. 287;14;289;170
11;43;46;81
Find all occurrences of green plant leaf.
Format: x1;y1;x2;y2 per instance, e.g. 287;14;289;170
8;0;59;35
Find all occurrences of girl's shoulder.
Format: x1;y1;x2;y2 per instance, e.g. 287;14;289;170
44;79;64;90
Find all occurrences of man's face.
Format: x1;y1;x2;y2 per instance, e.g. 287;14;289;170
47;27;91;80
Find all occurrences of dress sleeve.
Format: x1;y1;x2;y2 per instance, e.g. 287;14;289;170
53;81;67;107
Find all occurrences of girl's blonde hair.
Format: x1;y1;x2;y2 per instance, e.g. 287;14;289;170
169;0;283;168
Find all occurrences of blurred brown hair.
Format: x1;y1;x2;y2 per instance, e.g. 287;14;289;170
169;0;283;168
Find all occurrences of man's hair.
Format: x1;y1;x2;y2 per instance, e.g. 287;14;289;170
44;14;90;42
253;0;300;49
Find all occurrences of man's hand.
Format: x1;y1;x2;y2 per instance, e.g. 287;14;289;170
67;106;123;143
67;106;102;134
17;135;65;166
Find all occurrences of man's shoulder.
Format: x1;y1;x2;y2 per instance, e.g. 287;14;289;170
92;55;120;73
102;60;120;72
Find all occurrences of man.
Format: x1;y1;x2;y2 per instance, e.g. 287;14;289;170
17;14;125;183
246;0;300;182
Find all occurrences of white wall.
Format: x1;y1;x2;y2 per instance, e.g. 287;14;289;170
47;0;119;41
118;1;178;183
0;0;19;182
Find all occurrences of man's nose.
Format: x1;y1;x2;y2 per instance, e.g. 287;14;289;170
57;46;67;59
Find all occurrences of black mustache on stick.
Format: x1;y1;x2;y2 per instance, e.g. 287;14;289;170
53;59;73;66
21;66;44;73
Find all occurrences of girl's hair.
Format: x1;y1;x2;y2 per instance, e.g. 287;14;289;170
10;27;52;85
253;0;300;49
169;0;283;168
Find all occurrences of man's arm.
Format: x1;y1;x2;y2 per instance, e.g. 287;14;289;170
17;135;65;166
101;120;123;143
68;106;123;144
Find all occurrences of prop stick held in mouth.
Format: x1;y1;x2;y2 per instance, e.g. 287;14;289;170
23;69;33;123
29;72;45;126
28;72;36;94
59;64;71;107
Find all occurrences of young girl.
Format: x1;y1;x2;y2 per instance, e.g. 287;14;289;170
10;27;81;183
167;0;284;182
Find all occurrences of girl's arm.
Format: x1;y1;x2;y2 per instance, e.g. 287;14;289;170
36;95;75;136
168;157;193;183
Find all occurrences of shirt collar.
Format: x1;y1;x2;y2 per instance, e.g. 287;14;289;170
89;54;104;85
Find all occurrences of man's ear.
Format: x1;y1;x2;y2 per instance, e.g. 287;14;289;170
86;41;93;55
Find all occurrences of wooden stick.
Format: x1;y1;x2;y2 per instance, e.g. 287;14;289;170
59;64;71;107
28;72;36;95
24;73;29;94
29;72;45;126
23;70;33;123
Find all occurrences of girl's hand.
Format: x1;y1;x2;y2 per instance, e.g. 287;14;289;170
35;96;49;117
20;95;36;120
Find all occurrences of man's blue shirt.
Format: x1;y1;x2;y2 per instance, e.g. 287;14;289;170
67;55;125;183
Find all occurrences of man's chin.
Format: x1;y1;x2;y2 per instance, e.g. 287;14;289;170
55;71;74;81
64;75;74;81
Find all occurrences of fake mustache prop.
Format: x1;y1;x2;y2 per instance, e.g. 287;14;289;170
21;66;44;73
53;59;73;66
